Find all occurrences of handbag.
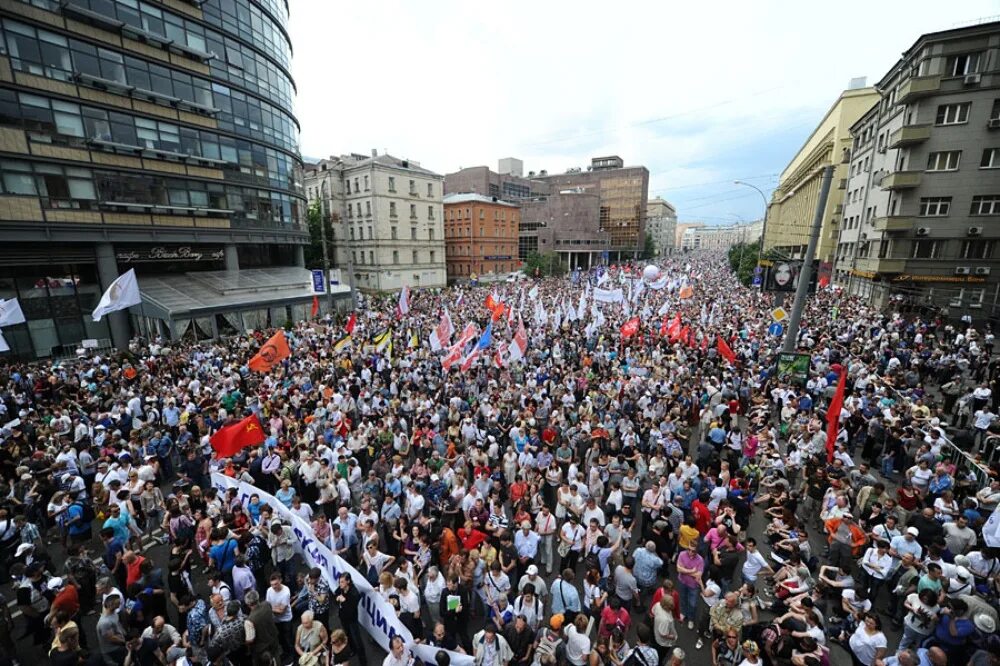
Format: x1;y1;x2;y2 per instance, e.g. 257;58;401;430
299;653;320;666
557;540;571;558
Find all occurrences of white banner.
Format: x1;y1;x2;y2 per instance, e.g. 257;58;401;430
211;474;472;666
592;287;624;304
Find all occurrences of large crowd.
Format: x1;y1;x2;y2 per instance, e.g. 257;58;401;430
0;251;999;666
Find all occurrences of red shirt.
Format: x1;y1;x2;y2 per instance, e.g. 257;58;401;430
691;500;712;535
52;584;80;618
458;528;487;552
126;555;146;588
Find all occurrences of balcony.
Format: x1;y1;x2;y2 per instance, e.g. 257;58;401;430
872;216;914;232
888;124;931;149
880;170;922;190
896;74;942;105
833;204;844;215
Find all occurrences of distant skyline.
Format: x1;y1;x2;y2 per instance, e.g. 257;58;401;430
289;2;998;224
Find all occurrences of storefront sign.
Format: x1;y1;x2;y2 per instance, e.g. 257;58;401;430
891;274;986;284
116;246;224;263
311;269;326;293
483;255;512;260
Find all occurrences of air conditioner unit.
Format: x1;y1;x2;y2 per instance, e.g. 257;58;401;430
976;267;991;276
949;298;963;307
955;266;971;275
916;227;930;236
964;73;982;85
968;226;983;236
989;118;1000;129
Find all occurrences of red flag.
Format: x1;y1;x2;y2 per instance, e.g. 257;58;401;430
311;295;319;318
210;414;266;458
345;313;357;335
248;330;291;372
717;337;736;364
701;335;709;352
485;293;498;311
491;303;507;322
679;326;690;345
826;364;847;463
620;317;640;339
659;316;670;337
666;313;682;341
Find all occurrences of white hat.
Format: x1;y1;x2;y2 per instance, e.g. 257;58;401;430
955;566;970;580
974;614;996;633
906;527;919;536
46;577;64;591
526;565;539;575
15;543;33;557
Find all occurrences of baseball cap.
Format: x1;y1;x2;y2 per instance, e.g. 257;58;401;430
906;527;919;536
526;565;539;575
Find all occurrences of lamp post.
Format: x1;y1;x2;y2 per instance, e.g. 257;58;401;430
734;180;769;264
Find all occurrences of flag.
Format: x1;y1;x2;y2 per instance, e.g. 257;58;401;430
332;335;352;353
666;313;681;341
311;296;319;318
460;346;480;372
717;336;736;364
528;285;539;301
680;326;690;346
0;330;8;353
477;321;493;350
442;344;462;371
345;313;357;335
485;293;499;312
210;414;266;458
491;302;506;322
429;310;454;352
678;285;694;300
409;329;419;349
620;317;640;339
509;318;528;364
92;268;142;321
493;342;507;369
0;298;26;327
397;285;411;316
372;329;392;352
826;364;847;463
659;316;669;337
507;301;516;325
248;330;291;372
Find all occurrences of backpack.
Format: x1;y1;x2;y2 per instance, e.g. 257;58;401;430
75;502;96;523
583;546;602;574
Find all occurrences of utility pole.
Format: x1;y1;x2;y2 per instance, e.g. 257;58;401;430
782;165;834;353
318;208;334;312
734;180;770;265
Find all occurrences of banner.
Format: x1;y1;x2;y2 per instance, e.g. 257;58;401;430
211;474;472;666
592;287;624;304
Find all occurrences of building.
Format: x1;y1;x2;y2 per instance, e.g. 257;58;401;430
646;197;678;255
680;220;763;251
443;193;520;281
305;152;446;292
764;85;880;263
833;21;1000;319
444;160;548;202
521;189;606;269
0;0;311;359
535;156;650;259
675;222;705;249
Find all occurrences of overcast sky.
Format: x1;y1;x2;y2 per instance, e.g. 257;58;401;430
289;1;998;225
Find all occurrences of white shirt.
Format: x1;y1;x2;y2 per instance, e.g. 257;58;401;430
565;625;591;666
266;585;292;622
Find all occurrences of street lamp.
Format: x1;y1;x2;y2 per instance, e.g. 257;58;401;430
734;180;769;264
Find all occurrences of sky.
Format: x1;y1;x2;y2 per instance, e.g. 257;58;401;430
289;1;999;225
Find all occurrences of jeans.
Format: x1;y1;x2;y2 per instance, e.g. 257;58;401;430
898;626;929;651
679;583;700;621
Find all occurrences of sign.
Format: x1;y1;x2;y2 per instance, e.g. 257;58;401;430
891;274;986;284
754;266;763;275
771;307;788;322
311;269;326;294
776;351;810;384
768;323;784;337
81;339;99;349
483;255;512;260
752;275;762;286
116;246;224;263
328;268;342;285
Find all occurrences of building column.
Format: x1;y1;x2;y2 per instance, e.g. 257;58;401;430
95;242;130;350
224;244;239;272
293;245;305;267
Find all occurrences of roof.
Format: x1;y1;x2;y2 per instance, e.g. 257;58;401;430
305;153;442;178
443;193;520;207
876;20;1000;89
137;267;351;319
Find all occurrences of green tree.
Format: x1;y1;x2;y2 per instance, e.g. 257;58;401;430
727;240;761;286
304;201;336;269
522;251;566;277
642;233;656;259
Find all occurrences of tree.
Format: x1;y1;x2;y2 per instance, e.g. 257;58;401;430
642;233;656;259
727;240;761;286
522;251;566;278
304;201;336;269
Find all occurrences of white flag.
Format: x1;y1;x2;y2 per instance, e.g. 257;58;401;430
92;268;142;322
577;292;587;321
593;288;624;304
0;298;26;327
658;299;671;316
0;330;9;353
528;285;539;301
632;279;645;303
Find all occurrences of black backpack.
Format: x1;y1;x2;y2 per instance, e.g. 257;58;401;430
75;502;96;523
583;546;602;574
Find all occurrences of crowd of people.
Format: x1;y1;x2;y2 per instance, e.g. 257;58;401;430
0;251;998;666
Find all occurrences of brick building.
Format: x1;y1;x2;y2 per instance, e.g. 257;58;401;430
443;193;520;281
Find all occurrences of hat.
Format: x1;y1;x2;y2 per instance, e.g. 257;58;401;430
974;614;996;633
906;527;919;536
430;474;439;482
15;543;33;557
526;565;539;575
46;577;64;591
521;521;531;529
549;613;565;630
955;566;970;580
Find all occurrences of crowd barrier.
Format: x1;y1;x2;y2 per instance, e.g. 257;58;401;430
211;473;474;666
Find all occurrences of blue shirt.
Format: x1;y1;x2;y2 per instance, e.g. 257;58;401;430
67;503;90;536
210;538;239;573
633;548;664;587
550;579;581;614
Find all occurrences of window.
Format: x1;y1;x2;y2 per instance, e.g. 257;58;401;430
392;250;398;264
981;148;1000;169
390;226;397;240
919;197;951;216
428;228;434;241
369;251;374;264
412;250;418;264
911;240;939;259
409;180;415;194
389;202;397;217
388;176;396;192
946;53;980;77
349;227;354;240
363;175;369;191
926;151;961;171
427;183;433;197
367;226;372;239
365;201;371;216
961;240;994;260
428;205;434;220
936;103;970;125
430;250;436;263
410;204;416;219
411;227;417;240
992;99;1000;121
971;196;1000;216
353;178;359;194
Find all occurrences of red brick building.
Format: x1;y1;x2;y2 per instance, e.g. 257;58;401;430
443;193;520;281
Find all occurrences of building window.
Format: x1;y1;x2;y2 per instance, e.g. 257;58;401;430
946;53;981;76
992;99;1000;121
410;204;417;219
346;205;353;219
393;250;398;264
981;148;1000;169
389;202;397;217
412;250;418;264
430;250;436;263
918;197;951;217
971;196;1000;216
391;227;397;240
409;180;416;195
363;175;369;191
926;151;961;171
367;226;373;239
429;228;434;241
465;208;471;219
411;227;417;240
388;176;396;192
354;251;359;264
365;201;371;217
353;178;359;194
936;103;970;125
349;227;354;240
961;240;994;260
427;183;433;197
911;240;939;259
479;208;485;220
428;205;434;220
369;251;374;264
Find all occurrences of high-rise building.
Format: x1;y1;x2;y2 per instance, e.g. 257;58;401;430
444;161;548;202
764;86;880;263
0;0;309;358
443;193;519;281
646;197;677;256
833;21;1000;317
534;156;650;258
304;152;446;292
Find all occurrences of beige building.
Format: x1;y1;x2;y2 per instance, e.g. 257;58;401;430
765;86;880;263
646;197;678;255
681;220;762;251
304;152;447;292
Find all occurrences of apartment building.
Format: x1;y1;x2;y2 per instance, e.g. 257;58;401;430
444;159;548;202
833;21;1000;318
680;220;763;251
646;197;678;256
443;193;520;281
305;152;447;292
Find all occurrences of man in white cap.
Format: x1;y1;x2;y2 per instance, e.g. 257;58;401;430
514;521;540;581
517;564;548;604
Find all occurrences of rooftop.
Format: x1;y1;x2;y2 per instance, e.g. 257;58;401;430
443;193;520;207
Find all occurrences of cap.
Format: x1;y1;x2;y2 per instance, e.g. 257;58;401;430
974;614;996;633
906;527;919;536
521;521;531;529
526;565;539;575
15;543;33;557
430;474;439;482
955;566;970;580
46;577;64;591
